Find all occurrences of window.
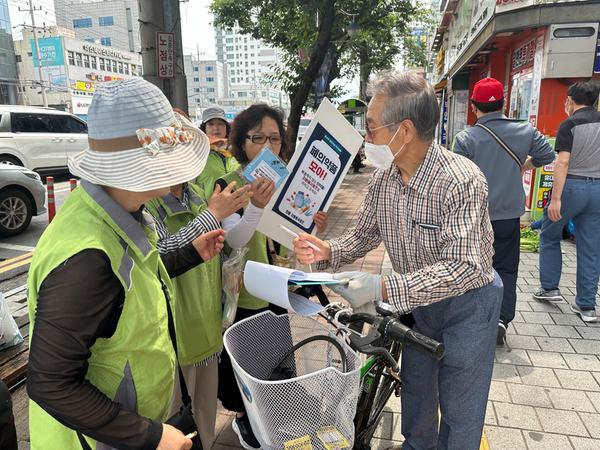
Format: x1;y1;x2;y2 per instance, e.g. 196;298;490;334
112;60;118;72
193;77;200;82
101;37;112;46
206;77;214;82
11;113;54;133
196;98;201;103
124;63;129;74
99;16;114;26
84;38;95;43
238;91;247;97
194;88;200;93
75;53;83;67
73;18;92;28
209;98;216;103
226;38;233;43
193;67;199;72
53;115;88;133
118;62;123;74
15;55;22;63
206;66;214;72
208;88;215;93
99;57;105;71
91;56;97;69
83;54;90;68
261;91;267;97
226;46;234;51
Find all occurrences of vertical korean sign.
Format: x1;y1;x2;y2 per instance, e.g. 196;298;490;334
156;32;175;79
257;98;363;249
528;33;545;127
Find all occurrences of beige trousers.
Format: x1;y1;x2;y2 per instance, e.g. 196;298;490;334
169;358;219;449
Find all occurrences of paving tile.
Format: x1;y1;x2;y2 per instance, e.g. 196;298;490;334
514;322;549;337
569;436;600;450
554;369;600;391
575;327;600;340
527;350;569;369
530;301;563;313
544;324;582;339
494;401;542;430
484;426;527;449
515;301;534;312
523;430;574;450
562;354;600;372
586;392;600;414
546;388;597;413
511;311;525;323
578;412;600;438
488;380;511;402
485;401;497;425
569;339;600;355
495;348;532;366
492;363;521;383
535;407;589;436
522;311;556;324
536;337;576;353
517;366;561;387
552;314;586;326
506;334;542;351
506;383;553;408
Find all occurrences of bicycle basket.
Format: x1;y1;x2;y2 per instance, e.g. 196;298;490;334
223;311;361;450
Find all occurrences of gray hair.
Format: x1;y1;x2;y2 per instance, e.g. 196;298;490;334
368;71;439;141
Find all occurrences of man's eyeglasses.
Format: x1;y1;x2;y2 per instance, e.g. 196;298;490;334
246;134;282;145
365;122;395;140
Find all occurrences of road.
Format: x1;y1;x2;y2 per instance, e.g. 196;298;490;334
0;175;75;286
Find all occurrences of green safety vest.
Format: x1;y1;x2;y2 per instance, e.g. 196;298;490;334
219;171;272;310
194;150;240;198
27;181;177;450
145;183;223;366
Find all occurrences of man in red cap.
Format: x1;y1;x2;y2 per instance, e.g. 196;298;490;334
453;77;554;346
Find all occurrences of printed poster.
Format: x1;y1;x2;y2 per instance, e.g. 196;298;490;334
257;98;363;249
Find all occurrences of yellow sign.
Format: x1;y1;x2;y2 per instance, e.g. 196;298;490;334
316;426;350;450
75;80;95;92
283;435;313;450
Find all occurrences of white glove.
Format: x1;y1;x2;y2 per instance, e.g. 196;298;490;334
329;271;383;308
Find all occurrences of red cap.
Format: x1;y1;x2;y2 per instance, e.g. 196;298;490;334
471;77;504;103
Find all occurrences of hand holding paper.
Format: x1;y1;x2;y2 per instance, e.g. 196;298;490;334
329;271;383;308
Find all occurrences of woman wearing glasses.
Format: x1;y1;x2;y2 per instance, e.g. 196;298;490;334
215;104;328;449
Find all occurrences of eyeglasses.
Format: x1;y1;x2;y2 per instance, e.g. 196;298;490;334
365;122;395;140
246;134;282;145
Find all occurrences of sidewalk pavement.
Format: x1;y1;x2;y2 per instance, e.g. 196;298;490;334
9;167;600;450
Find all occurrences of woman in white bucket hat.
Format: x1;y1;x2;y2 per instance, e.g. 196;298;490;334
26;78;224;450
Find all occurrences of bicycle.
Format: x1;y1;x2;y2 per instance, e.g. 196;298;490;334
224;292;445;450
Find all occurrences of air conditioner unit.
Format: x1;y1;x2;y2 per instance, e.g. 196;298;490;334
543;23;598;78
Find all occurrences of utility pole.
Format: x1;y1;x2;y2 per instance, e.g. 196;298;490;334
19;0;48;107
138;0;188;114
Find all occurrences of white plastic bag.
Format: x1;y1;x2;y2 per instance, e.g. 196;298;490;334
222;247;249;331
0;292;23;350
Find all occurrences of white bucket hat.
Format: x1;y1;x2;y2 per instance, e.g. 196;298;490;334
68;78;209;192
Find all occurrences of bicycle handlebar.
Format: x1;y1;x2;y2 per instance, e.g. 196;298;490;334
329;306;445;360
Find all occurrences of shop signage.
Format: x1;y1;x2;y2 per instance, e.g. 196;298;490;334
157;32;175;79
512;39;536;71
528;34;545;127
32;37;65;67
82;44;130;61
594;29;600;74
75;80;95;92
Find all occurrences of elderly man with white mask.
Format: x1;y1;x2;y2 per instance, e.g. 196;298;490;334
295;71;502;450
26;78;224;450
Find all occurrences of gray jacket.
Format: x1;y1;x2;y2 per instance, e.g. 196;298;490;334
453;112;555;221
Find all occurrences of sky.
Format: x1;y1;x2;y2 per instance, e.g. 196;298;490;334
8;0;358;98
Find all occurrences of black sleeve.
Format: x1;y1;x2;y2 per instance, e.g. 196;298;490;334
215;178;244;216
27;249;163;450
555;119;575;153
160;242;204;278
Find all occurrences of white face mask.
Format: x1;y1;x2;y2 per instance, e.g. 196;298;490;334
364;126;406;170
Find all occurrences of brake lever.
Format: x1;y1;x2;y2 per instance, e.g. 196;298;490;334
349;331;399;372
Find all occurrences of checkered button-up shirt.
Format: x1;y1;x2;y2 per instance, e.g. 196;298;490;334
324;142;495;313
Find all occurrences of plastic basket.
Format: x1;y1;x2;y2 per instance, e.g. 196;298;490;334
223;311;361;450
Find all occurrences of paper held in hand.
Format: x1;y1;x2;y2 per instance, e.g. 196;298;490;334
243;261;344;316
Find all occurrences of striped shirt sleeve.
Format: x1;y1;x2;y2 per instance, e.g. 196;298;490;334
156;209;220;254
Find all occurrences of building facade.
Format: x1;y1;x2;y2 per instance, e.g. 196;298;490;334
215;26;290;115
14;28;142;119
53;0;140;53
0;0;18;104
184;55;229;121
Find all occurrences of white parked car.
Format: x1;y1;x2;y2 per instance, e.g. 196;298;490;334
0;163;46;236
0;106;88;173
